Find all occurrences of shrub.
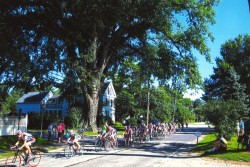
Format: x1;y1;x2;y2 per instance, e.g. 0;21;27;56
205;99;244;140
126;118;138;126
65;107;83;129
112;121;125;131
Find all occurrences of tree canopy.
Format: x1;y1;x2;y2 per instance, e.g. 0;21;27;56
203;34;250;139
0;0;219;130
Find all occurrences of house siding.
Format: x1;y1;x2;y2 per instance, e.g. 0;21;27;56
16;103;41;114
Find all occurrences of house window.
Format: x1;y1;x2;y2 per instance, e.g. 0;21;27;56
105;110;109;117
106;98;108;106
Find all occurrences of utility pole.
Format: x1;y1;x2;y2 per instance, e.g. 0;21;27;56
40;99;46;138
172;92;177;122
146;80;150;126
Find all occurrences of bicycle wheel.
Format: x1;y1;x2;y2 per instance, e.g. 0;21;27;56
64;145;74;159
5;153;22;167
28;150;41;167
104;140;111;152
114;136;118;149
77;144;84;155
95;139;102;152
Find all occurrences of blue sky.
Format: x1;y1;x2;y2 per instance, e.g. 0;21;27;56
185;0;250;100
198;0;250;80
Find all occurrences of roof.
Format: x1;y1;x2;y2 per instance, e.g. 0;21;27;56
16;91;51;103
103;82;116;97
50;94;61;99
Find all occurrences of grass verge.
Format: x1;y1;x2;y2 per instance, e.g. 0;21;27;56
194;132;250;162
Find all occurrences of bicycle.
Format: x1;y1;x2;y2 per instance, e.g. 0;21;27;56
64;141;84;159
104;134;118;151
94;135;106;152
5;145;41;167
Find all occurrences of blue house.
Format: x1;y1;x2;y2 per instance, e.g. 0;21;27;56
16;82;117;122
16;91;54;115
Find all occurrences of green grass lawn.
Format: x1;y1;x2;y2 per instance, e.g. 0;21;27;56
194;132;250;162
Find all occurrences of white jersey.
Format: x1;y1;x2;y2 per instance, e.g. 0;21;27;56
19;132;34;142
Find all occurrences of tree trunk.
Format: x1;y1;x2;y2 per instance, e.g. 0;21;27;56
88;95;99;132
82;35;106;132
85;80;100;132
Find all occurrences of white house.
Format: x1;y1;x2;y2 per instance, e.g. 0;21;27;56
102;82;117;122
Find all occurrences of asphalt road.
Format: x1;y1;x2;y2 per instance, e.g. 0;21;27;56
37;122;215;167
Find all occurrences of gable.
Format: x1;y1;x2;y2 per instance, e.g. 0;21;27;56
104;82;116;98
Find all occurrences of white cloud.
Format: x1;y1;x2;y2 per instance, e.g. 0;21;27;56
183;89;204;101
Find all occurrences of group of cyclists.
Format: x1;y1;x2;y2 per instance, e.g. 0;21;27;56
122;121;178;146
97;122;118;148
11;122;117;158
11;121;179;159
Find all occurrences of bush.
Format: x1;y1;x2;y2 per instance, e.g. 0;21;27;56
205;99;244;140
112;121;125;131
0;136;17;149
36;137;49;145
126;118;138;126
65;107;83;129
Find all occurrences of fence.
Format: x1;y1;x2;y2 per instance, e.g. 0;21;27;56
0;115;28;136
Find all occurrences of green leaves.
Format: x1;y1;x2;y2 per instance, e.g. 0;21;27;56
204;99;242;139
203;34;250;139
0;0;219;128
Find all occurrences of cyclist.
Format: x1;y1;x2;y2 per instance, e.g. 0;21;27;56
123;125;133;146
97;128;106;142
105;123;117;147
148;122;153;139
65;130;81;152
10;130;36;159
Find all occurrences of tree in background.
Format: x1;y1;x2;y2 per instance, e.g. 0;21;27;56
148;87;173;123
204;99;244;139
203;58;249;139
220;35;250;108
193;99;205;122
0;90;22;116
175;98;194;124
203;59;249;113
65;107;83;129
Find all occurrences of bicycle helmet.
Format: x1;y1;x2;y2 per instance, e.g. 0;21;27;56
68;130;74;134
97;127;103;133
16;130;23;135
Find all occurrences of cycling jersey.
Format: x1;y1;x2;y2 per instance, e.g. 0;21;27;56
18;132;35;142
107;126;117;135
98;130;106;136
68;133;81;141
